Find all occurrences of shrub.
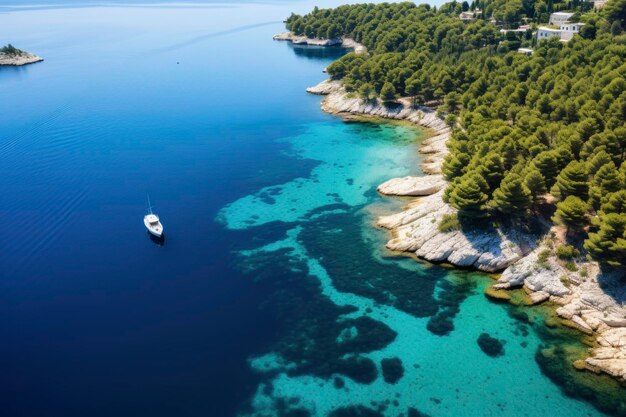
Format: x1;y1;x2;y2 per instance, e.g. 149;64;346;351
438;213;460;233
556;245;580;260
564;261;578;272
537;249;551;268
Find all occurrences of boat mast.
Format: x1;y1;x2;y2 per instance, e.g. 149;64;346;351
147;193;153;214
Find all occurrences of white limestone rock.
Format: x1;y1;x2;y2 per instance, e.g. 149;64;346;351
377;175;446;196
306;79;342;95
0;51;43;66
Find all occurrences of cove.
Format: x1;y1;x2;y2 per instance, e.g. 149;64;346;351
218;90;612;417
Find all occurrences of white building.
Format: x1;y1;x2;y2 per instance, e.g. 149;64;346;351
459;11;475;20
537;26;561;40
560;22;585;40
537;23;584;42
517;48;534;55
549;12;574;26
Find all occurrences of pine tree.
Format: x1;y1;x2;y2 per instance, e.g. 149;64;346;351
449;173;489;218
553;195;588;234
499;137;518;169
584;213;626;266
524;167;547;201
587;150;613;176
492;173;532;217
531;151;559;186
358;83;374;101
593;162;620;193
601;190;626;215
553;160;589;200
478;152;505;191
380;82;397;102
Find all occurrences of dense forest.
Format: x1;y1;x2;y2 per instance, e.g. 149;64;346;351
286;0;626;266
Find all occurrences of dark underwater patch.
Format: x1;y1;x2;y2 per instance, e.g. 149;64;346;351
328;405;383;417
381;357;404;384
407;408;433;417
299;210;451;317
337;355;378;384
477;333;505;357
426;276;476;336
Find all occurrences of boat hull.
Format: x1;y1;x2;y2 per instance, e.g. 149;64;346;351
144;216;163;238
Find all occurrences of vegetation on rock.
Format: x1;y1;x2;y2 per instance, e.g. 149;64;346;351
287;0;626;265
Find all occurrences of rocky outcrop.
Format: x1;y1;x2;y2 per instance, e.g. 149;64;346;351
377;190;533;272
304;79;529;272
378;174;446;196
0;50;43;66
302;53;626;384
306;79;342;95
496;244;626;383
273;32;367;53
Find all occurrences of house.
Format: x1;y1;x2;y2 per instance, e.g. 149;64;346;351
549;12;574;26
459;11;475;20
517;48;534;55
537;26;561;40
537;23;584;42
559;22;584;41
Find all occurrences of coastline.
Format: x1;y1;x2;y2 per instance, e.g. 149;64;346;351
273;31;367;54
278;31;626;388
313;79;626;386
0;51;43;66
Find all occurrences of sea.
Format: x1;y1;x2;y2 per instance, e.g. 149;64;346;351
0;1;622;416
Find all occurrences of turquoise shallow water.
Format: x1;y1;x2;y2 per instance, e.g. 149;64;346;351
219;118;610;417
0;1;620;416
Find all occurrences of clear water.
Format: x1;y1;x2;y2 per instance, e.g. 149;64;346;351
0;2;617;417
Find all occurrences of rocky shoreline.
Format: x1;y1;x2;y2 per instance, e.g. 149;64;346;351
0;50;43;66
274;29;626;385
273;32;367;54
304;77;626;385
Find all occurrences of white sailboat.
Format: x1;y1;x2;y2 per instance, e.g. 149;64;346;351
144;194;164;238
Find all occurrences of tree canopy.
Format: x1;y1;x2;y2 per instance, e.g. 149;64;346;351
288;0;626;265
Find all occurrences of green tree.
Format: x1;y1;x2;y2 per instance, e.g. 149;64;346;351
601;190;626;214
380;82;397;102
478;152;505;191
358;83;374;101
492;173;532;217
524;167;547;201
531;151;559;186
553;195;588;234
553;160;589;200
448;173;490;218
587;150;612;176
584;213;626;266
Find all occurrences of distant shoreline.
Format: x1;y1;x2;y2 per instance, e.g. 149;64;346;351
0;49;43;66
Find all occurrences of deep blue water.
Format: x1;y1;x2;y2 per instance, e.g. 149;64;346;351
0;2;621;417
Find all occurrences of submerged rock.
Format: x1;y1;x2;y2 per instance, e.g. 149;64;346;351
484;286;513;303
380;357;404;384
477;333;505;357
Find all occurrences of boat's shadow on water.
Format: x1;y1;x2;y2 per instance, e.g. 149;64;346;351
148;232;165;246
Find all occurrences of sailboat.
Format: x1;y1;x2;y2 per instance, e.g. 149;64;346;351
144;194;164;238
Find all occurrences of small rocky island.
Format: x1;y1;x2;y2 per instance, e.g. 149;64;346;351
0;44;43;66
